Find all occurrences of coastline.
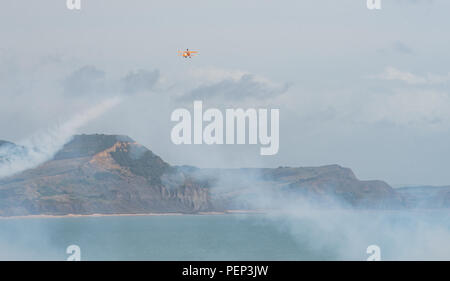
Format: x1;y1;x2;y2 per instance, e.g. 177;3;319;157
0;209;265;220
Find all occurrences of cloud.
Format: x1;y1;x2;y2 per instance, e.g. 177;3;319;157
188;67;249;83
179;72;290;102
63;66;160;97
121;69;160;95
362;67;450;127
63;65;106;96
392;42;413;55
373;67;450;85
378;42;414;55
378;67;426;84
361;89;450;127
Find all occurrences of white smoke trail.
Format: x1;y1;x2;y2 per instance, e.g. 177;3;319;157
0;97;122;179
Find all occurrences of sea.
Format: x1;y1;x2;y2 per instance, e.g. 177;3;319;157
0;211;449;261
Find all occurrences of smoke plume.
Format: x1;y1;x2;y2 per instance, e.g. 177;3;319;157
0;97;122;179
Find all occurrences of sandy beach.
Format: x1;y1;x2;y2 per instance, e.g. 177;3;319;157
0;210;265;220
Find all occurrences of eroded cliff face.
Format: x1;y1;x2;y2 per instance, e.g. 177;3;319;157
0;134;409;216
182;165;406;210
0;134;213;216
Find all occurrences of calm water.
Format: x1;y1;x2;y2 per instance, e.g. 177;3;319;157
0;212;449;261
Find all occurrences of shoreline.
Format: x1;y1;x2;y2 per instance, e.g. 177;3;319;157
0;210;265;220
1;208;440;220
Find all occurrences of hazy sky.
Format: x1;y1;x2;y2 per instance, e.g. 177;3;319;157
1;0;450;185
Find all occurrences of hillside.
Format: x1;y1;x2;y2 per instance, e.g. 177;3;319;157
397;186;450;208
0;134;410;216
0;135;212;216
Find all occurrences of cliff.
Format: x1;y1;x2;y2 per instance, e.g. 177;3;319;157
0;134;409;216
0;135;212;216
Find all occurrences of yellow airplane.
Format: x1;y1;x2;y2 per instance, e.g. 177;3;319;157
178;49;198;58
